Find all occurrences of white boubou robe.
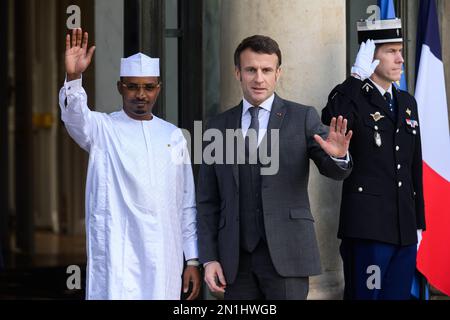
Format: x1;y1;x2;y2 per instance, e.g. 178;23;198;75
59;79;198;300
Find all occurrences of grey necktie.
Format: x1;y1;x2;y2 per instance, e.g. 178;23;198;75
247;106;260;138
246;106;260;150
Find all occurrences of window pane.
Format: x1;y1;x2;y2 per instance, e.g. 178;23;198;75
165;0;178;29
165;37;178;126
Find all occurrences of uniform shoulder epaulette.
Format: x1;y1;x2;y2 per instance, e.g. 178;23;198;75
361;82;374;94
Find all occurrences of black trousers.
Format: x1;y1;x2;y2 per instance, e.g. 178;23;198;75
224;241;309;300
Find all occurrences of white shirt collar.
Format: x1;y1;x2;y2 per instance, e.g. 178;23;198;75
242;94;275;115
369;79;393;97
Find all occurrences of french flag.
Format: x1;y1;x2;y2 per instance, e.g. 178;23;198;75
415;0;450;297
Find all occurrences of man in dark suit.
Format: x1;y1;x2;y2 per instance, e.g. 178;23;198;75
197;35;353;300
321;20;426;300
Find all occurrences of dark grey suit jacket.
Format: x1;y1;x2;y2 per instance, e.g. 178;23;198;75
197;94;351;284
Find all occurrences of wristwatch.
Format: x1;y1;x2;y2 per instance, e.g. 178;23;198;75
186;259;200;267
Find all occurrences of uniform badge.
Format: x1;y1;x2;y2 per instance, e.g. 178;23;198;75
374;132;382;147
406;108;412;116
362;83;373;93
406;119;419;128
370;112;385;122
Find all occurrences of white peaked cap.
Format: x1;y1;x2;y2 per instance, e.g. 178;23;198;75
120;53;160;77
357;18;403;44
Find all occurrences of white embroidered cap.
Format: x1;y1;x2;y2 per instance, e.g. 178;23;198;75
120;53;160;77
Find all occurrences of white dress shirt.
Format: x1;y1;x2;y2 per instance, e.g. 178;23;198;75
369;78;393;98
241;94;274;145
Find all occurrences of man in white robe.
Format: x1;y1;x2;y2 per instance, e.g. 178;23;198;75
59;28;201;300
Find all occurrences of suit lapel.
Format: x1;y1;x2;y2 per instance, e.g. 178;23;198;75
227;103;243;189
267;94;287;133
259;94;286;177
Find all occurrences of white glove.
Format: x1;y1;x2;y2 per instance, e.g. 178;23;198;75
351;39;380;81
417;229;423;250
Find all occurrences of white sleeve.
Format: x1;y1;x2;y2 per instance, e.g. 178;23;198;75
179;135;199;261
330;152;351;169
58;77;98;152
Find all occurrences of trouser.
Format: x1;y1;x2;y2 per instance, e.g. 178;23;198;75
225;241;309;300
340;238;417;300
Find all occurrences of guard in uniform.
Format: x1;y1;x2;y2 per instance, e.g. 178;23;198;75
322;19;426;300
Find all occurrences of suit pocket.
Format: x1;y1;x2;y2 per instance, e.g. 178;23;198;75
217;200;227;230
289;207;314;222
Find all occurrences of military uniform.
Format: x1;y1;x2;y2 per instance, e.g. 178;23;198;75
322;76;426;299
323;77;425;245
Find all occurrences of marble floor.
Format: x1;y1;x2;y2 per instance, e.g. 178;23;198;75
0;231;86;299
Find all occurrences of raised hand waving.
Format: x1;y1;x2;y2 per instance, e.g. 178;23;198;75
65;28;96;81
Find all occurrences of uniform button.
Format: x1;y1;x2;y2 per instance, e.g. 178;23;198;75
398;181;403;187
414;192;417;196
358;187;363;192
397;164;401;170
396;129;400;133
413;130;417;135
374;125;379;131
396;146;400;151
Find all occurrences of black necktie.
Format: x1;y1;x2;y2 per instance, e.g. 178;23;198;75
245;106;260;155
384;92;395;114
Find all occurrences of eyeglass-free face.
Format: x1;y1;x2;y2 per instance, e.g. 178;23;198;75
117;76;161;121
372;43;404;85
235;48;281;107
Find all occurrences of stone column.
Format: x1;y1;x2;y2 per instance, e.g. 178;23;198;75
95;0;124;113
32;0;60;231
218;0;347;299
